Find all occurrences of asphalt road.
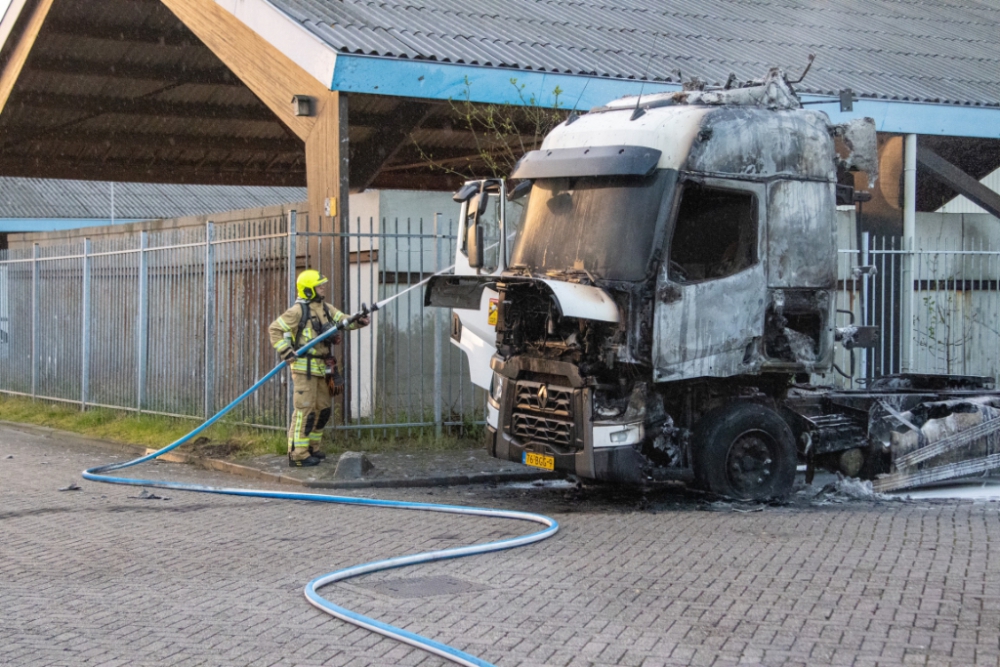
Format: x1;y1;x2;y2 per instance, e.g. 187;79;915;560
3;424;1000;667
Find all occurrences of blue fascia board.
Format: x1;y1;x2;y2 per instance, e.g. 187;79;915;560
331;54;1000;139
799;96;1000;139
331;54;679;112
0;218;146;232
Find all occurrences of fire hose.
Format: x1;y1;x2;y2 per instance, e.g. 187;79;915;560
83;298;559;667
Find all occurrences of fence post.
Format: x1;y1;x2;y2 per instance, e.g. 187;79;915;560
137;231;149;412
433;213;443;439
902;134;917;373
30;243;39;399
81;239;91;411
342;214;351;426
860;232;870;382
287;211;297;305
286;211;297;425
204;221;216;418
901;236;914;373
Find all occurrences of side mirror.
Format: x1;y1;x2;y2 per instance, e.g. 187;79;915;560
507;180;532;201
475;192;490;217
453;182;479;203
467;221;485;269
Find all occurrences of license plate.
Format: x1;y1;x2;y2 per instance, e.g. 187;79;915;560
523;452;555;471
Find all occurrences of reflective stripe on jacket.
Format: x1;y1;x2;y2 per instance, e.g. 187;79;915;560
268;299;356;375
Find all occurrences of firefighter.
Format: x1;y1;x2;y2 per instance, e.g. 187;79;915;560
269;269;370;467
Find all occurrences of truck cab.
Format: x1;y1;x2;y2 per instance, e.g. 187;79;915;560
429;71;880;499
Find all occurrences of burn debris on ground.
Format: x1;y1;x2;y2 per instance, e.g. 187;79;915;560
130;488;170;500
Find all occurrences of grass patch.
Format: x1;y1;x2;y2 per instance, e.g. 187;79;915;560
327;427;483;455
0;395;285;457
0;395;482;459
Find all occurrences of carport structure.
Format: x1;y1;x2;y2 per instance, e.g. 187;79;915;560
2;0;1000;245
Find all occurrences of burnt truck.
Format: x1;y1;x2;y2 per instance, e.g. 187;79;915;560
426;70;1000;500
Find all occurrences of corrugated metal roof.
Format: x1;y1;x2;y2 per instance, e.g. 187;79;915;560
273;0;1000;107
0;177;306;219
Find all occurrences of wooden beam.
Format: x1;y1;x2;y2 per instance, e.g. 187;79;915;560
304;90;349;274
160;0;327;140
44;18;199;47
0;155;306;186
5;129;301;154
918;146;1000;220
27;55;242;86
0;0;55;113
303;90;350;414
350;101;433;192
370;170;463;192
9;91;278;122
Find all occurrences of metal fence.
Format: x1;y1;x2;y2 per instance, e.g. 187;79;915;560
0;212;485;436
834;233;1000;388
4;221;999;428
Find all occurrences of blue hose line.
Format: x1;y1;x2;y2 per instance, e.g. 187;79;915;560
82;315;559;667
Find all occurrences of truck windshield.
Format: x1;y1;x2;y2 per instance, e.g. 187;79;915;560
510;170;675;281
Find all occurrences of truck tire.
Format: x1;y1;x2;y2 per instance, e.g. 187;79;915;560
692;402;797;501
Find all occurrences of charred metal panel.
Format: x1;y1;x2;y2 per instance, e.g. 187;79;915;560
686;109;836;182
766;180;837;288
761;288;835;373
833;118;879;188
652;264;767;381
653;178;768;382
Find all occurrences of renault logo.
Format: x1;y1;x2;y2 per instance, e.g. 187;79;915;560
537;385;548;410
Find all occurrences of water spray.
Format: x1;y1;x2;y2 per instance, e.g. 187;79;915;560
83;269;558;667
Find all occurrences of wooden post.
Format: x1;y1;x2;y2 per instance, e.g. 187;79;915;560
305;91;350;423
305;91;349;283
0;0;56;113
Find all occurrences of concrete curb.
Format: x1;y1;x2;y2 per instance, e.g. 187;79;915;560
0;420;557;489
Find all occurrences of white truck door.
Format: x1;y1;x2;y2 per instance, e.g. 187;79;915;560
449;180;521;389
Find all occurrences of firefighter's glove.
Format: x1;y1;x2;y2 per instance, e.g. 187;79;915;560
356;315;371;328
325;358;344;395
319;322;343;345
279;349;296;364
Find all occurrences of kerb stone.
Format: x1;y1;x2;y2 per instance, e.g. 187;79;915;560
334;451;374;479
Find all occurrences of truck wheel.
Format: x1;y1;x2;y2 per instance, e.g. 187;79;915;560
693;402;797;501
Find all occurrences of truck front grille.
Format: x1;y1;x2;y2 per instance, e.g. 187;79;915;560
512;413;574;448
514;381;573;416
511;380;576;450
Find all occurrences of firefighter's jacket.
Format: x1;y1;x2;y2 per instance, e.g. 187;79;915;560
268;299;357;375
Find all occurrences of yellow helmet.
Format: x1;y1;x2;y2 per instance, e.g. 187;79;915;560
296;269;328;300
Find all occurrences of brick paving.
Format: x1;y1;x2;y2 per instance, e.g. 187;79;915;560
2;424;1000;666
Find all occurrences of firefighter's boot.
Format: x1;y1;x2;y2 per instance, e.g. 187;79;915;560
289;455;321;468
